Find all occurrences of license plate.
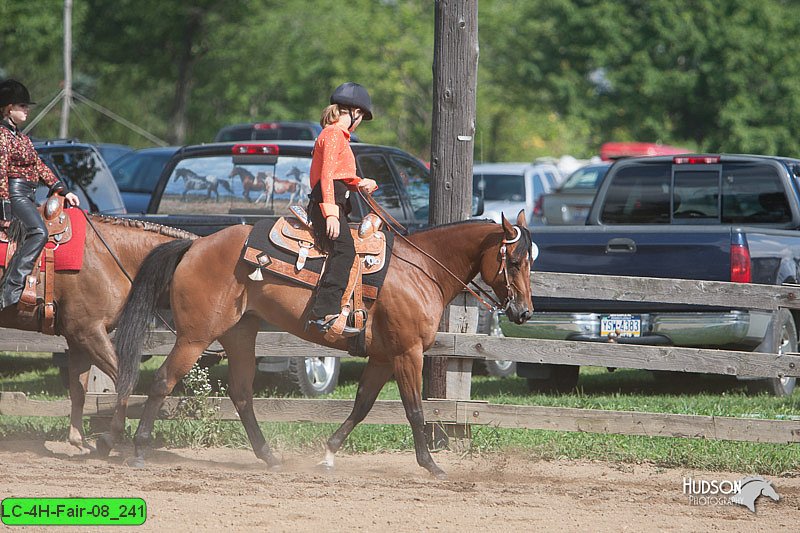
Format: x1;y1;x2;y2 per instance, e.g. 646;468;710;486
601;314;641;337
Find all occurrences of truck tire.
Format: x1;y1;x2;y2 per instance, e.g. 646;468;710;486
285;356;340;397
475;308;517;378
747;308;797;397
526;365;579;394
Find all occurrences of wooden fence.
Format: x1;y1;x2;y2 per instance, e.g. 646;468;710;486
2;271;800;445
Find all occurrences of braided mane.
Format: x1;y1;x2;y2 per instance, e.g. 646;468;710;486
87;214;198;240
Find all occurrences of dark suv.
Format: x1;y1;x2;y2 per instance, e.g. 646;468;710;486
213;121;322;142
34;140;127;214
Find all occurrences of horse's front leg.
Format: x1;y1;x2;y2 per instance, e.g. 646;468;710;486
321;358;393;470
393;348;446;479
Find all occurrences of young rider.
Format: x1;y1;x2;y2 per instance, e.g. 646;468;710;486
307;82;378;333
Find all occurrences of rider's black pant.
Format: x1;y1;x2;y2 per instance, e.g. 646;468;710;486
1;179;48;308
308;186;355;318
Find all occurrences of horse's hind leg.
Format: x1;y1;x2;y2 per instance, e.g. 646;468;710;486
320;357;393;470
130;338;208;467
218;315;281;469
64;348;93;454
394;348;446;479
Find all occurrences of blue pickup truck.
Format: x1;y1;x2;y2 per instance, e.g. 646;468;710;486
508;154;800;396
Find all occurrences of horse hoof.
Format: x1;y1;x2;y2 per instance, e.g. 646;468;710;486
125;457;146;469
316;461;334;472
430;469;447;480
95;435;113;457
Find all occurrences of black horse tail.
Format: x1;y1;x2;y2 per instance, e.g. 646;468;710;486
115;239;193;398
220;179;233;193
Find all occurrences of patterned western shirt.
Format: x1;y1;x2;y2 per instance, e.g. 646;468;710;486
0;120;60;201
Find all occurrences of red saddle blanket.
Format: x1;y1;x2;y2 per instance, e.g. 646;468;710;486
0;208;88;271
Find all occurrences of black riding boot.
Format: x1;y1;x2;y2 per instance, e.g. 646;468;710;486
0;180;48;310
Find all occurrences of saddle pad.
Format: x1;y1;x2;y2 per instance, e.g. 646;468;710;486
242;217;394;300
0;208;87;271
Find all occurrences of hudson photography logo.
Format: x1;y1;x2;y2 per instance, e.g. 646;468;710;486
683;476;780;513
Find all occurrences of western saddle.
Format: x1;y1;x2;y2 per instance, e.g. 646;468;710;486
1;195;73;333
242;206;388;340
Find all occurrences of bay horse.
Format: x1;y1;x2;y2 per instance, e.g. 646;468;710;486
113;209;533;478
228;166;268;203
0;211;196;453
175;168;233;202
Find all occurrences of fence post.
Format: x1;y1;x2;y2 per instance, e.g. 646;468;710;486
87;365;114;433
425;291;477;450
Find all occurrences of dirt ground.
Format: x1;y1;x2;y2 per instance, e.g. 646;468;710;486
1;439;798;532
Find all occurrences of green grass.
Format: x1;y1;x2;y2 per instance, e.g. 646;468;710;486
1;353;799;475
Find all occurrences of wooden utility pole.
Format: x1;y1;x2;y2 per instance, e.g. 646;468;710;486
424;0;479;448
59;0;73;138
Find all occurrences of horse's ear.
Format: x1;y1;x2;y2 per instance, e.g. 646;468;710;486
516;209;526;227
501;213;515;239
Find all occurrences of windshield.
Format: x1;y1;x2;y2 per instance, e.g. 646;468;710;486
157;154;312;216
561;165;609;190
111;151;175;192
473;173;525;202
36;147;125;214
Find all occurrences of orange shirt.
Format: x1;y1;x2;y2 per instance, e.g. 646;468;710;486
309;123;362;219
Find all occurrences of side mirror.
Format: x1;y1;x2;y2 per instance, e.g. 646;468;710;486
472;192;484;217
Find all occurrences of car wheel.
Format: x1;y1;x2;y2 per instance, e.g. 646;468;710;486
475;308;517;378
747;309;797;397
286;356;340;397
526;365;579;394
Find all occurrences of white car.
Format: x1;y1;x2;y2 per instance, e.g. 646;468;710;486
472;162;561;225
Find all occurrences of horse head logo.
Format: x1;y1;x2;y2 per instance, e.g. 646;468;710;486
730;476;780;513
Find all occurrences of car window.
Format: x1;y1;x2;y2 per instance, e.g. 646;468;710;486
216;128;252;142
356;153;405;220
543;170;559;189
719;163;790;223
111;151;174;192
532;174;545;199
36;147;125;214
599;163;672;224
390;154;430;220
155;154;312;216
473;173;525;202
252;126;315;141
561;165;608;190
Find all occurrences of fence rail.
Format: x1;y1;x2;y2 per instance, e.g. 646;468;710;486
1;392;798;444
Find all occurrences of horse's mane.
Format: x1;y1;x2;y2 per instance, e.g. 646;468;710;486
407;218;532;261
88;214;198;240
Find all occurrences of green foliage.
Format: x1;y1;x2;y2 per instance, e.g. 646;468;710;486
3;2;800;170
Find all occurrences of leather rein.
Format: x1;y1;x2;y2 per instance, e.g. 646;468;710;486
358;190;519;312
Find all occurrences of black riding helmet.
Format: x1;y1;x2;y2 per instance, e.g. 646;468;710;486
0;79;35;108
330;82;373;121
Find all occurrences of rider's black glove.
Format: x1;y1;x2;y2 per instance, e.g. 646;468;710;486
48;180;66;196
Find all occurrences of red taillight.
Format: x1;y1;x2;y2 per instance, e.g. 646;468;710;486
673;156;720;164
533;196;545;216
253;122;278;130
730;243;751;283
231;144;279;155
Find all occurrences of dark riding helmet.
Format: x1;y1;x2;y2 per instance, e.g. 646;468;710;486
0;79;35;108
330;82;373;121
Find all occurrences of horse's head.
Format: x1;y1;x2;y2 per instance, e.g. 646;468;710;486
480;210;534;324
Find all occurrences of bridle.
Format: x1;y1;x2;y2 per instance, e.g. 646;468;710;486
496;226;522;312
359;191;522;312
